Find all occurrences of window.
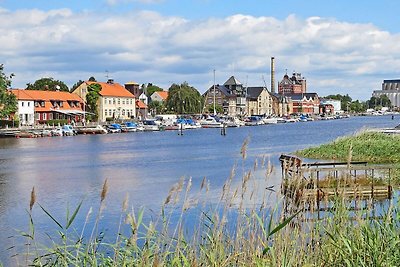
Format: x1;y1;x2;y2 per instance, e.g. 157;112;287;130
105;98;107;104
35;102;39;107
122;99;125;105
41;101;45;107
113;99;116;105
28;102;30;107
109;99;112;105
59;101;63;107
122;109;125;116
118;98;120;105
42;113;47;120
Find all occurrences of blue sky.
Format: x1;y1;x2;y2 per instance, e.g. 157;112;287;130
1;0;400;100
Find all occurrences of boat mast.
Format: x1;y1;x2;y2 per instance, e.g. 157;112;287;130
213;69;216;116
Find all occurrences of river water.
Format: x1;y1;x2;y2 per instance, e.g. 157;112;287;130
0;115;397;263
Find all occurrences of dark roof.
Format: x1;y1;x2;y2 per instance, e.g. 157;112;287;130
223;76;242;86
202;84;235;97
246;87;265;99
286;93;319;101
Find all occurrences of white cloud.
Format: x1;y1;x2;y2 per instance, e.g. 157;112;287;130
2;9;400;100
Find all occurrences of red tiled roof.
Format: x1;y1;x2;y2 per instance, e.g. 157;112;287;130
156;91;169;100
87;81;135;98
136;100;147;109
10;89;84;112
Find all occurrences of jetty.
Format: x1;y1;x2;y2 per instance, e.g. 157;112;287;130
279;154;394;220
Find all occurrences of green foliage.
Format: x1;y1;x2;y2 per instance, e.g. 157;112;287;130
366;95;391;109
297;131;400;164
207;104;223;114
26;77;69;92
45;119;68;126
88;76;97;82
165;82;203;114
0;64;17;118
325;94;352;111
145;83;163;97
148;100;164;115
86;83;101;121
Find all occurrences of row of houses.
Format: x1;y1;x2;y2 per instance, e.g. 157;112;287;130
10;72;340;126
203;73;340;117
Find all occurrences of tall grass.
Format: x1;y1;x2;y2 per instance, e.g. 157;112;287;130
9;139;400;266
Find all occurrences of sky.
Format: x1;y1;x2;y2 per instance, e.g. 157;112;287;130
1;0;400;100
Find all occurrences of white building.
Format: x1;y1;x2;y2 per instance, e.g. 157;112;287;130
372;79;400;107
73;79;136;122
321;99;342;114
10;90;35;126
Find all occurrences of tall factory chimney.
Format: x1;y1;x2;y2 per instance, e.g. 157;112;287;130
271;57;275;93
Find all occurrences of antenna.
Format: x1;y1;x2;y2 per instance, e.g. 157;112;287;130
105;70;109;80
262;75;268;89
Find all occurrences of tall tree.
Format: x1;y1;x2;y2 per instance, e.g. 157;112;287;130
0;64;17;118
86;83;101;121
165;82;203;114
26;77;69;92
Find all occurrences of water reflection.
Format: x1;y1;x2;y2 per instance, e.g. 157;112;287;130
0;115;398;264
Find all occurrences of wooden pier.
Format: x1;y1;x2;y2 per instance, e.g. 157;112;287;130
279;154;394;220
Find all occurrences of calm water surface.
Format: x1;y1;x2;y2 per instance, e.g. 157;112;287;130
0;115;397;263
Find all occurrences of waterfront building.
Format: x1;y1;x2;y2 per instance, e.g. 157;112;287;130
202;82;236;116
278;72;307;95
285;93;320;114
73;79;136;122
124;81;141;97
246;87;274;116
136;100;148;120
320;99;342;114
150;91;169;103
11;89;84;125
372;79;400;107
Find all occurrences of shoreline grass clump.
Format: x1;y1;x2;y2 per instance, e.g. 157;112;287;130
296;131;400;164
7;139;400;266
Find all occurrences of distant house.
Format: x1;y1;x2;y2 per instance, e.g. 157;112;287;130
136;100;148;119
202;84;236;116
246;87;274;116
73;79;136;122
124;81;141;98
150;91;169;103
10;89;84;125
286;93;320;114
139;92;148;105
320;99;341;114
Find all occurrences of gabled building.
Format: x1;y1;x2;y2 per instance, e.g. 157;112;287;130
278;72;307;95
223;76;246;115
11;89;84;125
73;79;136;122
246;87;274;116
202;84;236;116
150;91;169;103
286;93;320;114
136;100;148;120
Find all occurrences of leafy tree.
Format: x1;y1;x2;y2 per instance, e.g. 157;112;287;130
366;95;391;109
0;64;17;118
207;104;223;114
86;83;102;121
146;83;163;97
165;82;203;114
324;94;352;111
349;100;366;113
26;77;69;92
88;76;97;82
148;100;164;115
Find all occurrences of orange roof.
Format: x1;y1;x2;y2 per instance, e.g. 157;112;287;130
156;91;169;100
87;81;135;98
136;100;148;109
10;89;83;112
